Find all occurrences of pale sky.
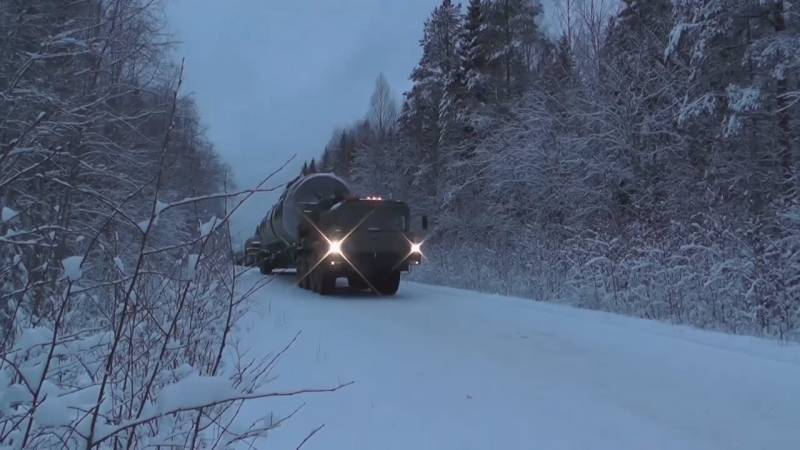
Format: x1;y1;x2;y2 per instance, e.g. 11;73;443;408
166;0;557;242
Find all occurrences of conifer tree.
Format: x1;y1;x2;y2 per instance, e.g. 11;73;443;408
482;0;545;99
400;0;463;199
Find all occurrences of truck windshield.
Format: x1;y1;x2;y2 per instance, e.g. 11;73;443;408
363;209;406;231
334;204;408;232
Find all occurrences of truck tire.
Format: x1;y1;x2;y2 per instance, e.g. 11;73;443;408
373;271;400;296
304;256;315;290
319;272;335;295
296;255;307;289
309;265;320;293
303;258;312;290
259;260;272;275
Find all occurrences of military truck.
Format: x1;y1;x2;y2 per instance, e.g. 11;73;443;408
243;237;261;266
252;173;426;295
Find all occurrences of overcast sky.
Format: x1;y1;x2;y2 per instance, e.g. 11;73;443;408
166;0;556;241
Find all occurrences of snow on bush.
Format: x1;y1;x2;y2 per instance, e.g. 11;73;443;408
0;191;347;448
413;211;800;341
61;256;83;282
1;207;17;223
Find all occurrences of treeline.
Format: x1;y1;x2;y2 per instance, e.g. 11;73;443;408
308;0;800;340
1;1;229;323
0;2;286;447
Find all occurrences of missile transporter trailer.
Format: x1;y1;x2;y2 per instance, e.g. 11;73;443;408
253;173;425;295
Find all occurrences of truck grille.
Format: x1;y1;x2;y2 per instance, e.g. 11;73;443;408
348;252;405;272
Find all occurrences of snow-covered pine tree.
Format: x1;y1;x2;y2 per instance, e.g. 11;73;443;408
400;0;463;209
588;0;688;223
320;146;333;171
334;129;351;177
462;0;489;104
482;0;545;100
663;0;800;335
667;0;798;206
543;35;575;91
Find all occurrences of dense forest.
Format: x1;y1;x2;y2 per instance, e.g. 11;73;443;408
0;1;302;447
306;0;800;340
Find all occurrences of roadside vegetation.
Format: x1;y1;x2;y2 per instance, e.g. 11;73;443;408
309;0;800;340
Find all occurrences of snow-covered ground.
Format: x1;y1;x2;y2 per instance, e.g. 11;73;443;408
233;270;800;450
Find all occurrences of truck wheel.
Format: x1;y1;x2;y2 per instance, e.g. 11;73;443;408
259;260;272;275
373;271;400;296
319;271;335;295
296;256;306;288
309;267;320;293
303;256;315;290
303;258;312;290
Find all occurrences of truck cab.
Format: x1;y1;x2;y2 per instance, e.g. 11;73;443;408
249;173;425;296
297;197;424;295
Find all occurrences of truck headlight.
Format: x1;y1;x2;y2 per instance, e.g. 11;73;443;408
411;242;422;254
328;240;343;256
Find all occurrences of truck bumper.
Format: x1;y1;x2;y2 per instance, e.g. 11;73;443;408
322;251;417;276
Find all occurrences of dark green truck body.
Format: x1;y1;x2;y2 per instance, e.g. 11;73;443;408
251;173;423;295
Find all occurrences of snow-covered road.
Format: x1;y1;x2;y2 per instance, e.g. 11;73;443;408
234;271;800;450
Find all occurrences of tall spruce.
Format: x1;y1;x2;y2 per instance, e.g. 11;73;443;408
667;0;798;209
482;0;545;99
462;0;487;100
400;0;463;203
